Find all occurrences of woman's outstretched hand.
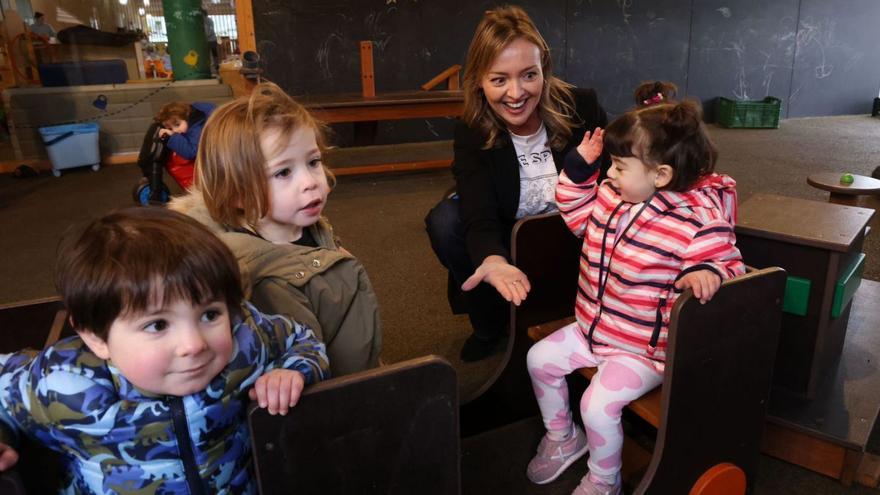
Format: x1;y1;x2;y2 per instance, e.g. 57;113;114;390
577;127;604;164
461;255;531;306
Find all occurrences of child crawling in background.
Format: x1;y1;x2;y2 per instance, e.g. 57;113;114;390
0;206;328;493
526;100;745;494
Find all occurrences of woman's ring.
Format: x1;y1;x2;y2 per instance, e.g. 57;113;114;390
513;280;522;285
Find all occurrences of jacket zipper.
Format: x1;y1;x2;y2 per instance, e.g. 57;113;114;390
168;396;206;495
647;297;666;356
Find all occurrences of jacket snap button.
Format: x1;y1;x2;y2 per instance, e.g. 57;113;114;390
295;271;305;279
311;259;321;268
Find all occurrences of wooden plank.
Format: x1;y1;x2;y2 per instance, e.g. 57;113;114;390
528;316;662;429
235;0;256;54
855;453;880;488
421;64;462;91
301;90;462;108
307;101;463;123
761;421;848;479
359;41;375;98
331;158;451;176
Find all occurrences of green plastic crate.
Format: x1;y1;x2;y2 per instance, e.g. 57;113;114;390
715;96;782;128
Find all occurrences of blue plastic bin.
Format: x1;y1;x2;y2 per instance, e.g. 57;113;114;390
38;123;101;177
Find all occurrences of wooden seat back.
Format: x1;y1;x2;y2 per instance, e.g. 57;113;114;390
460;212;582;435
0;297;73;495
248;355;459;495
635;266;785;494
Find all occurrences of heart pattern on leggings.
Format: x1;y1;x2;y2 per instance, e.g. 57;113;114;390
599;360;644;391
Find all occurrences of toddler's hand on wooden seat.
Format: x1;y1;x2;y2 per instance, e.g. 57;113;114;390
249;369;306;416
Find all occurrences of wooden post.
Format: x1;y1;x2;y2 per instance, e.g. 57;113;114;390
360;41;375;98
235;0;257;54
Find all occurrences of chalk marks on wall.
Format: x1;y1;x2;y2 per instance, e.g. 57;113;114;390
316;32;345;81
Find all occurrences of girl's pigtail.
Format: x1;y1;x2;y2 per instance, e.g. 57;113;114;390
664;100;703;142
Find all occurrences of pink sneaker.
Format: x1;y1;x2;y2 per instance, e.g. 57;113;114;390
526;426;589;484
571;473;622;495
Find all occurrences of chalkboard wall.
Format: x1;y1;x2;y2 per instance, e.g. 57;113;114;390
253;0;880;142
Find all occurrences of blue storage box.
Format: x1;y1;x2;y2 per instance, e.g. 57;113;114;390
38;123;101;177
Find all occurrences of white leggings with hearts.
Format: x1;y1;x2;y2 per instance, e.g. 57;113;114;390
527;322;664;485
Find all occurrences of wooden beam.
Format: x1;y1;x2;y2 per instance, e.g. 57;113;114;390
421;64;462;91
308;101;463;124
761;421;848;480
360;41;375;98
331;159;451;177
236;0;257;54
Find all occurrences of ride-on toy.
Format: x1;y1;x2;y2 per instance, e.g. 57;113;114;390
132;122;195;205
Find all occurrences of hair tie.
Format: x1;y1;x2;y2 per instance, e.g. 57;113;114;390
642;93;664;106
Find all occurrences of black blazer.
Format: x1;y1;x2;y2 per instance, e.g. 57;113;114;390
452;87;609;264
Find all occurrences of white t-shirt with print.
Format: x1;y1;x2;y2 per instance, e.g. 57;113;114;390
511;124;558;219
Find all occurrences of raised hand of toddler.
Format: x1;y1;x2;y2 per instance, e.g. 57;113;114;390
674;269;722;304
0;442;19;471
577;127;604;165
248;369;306;416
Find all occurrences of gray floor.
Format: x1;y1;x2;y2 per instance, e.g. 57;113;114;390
2;115;880;493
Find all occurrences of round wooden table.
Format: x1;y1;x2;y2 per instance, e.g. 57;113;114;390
807;173;880;206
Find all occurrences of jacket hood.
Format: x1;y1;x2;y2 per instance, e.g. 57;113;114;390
168;190;338;245
657;173;738;224
189;101;216;125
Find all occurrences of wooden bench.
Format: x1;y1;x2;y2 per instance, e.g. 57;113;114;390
457;212;786;492
527;267;786;494
248;355;459;494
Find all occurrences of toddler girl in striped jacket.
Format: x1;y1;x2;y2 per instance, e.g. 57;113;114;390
526;100;745;495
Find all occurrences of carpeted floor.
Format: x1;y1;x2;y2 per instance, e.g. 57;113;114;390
1;115;880;493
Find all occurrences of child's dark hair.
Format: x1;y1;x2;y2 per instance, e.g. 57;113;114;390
56;207;243;340
604;99;717;191
634;81;678;107
155;102;192;124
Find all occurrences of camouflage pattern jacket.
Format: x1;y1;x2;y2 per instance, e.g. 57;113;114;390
0;302;329;494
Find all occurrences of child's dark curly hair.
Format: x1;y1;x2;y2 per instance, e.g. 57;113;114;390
604;99;717;192
634;81;678;107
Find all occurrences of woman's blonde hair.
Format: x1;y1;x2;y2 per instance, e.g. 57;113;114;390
461;5;577;150
195;82;335;228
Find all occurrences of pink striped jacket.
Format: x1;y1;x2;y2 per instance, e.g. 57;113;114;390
556;151;745;361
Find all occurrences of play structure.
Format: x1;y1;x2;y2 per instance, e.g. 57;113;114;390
458;193;880;490
131;121;198;205
465;212;787;493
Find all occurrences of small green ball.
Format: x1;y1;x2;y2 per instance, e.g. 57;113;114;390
840;173;854;184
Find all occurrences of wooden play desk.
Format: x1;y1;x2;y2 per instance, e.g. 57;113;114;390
735;193;880;485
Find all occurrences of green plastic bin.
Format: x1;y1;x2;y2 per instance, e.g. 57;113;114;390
715;97;781;129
